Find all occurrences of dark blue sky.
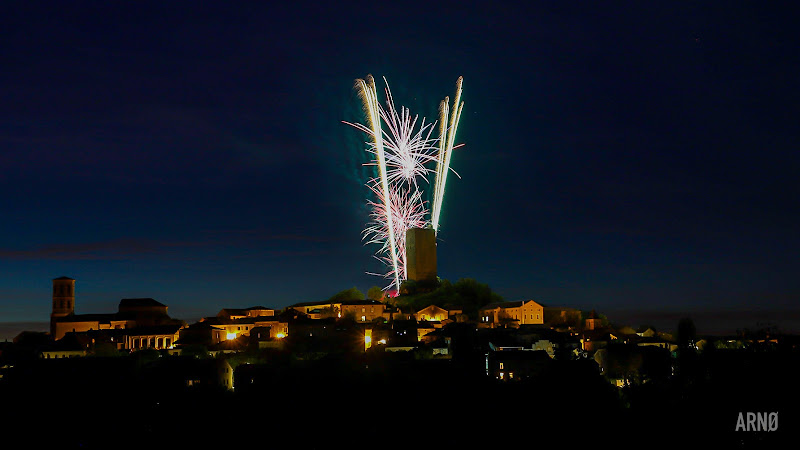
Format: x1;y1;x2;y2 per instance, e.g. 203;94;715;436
1;2;798;332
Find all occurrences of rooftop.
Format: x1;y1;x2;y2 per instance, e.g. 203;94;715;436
480;300;545;310
55;313;133;323
119;298;167;308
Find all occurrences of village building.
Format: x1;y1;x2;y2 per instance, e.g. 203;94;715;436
478;300;545;328
486;349;552;381
217;306;276;321
49;277;186;349
287;299;387;322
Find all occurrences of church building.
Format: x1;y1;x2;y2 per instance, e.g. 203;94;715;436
49;277;184;346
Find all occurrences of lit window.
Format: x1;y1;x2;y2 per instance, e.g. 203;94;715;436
499;363;504;369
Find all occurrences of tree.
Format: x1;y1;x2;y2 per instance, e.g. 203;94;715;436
180;344;210;359
677;317;697;350
497;310;516;328
92;342;121;357
675;317;700;386
318;306;339;319
394;277;503;320
399;279;418;295
329;287;364;302
605;344;643;386
367;286;384;301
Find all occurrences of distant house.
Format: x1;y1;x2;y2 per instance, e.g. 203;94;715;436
287;299;386;322
415;305;450;322
217;309;249;320
581;330;611;353
39;332;90;359
628;334;673;350
584;310;603;331
340;300;386;322
248;326;285;349
40;337;88;359
415;305;463;323
636;326;657;337
486;349;551;381
176;322;227;348
385;319;420;347
217;306;276;321
382;306;413;321
417;329;451;356
40;349;87;359
252;316;289;339
478;300;545;328
201;315;289;340
431;339;450;356
417;322;437;342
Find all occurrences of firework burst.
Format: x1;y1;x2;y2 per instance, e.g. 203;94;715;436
345;76;464;291
344;79;440;191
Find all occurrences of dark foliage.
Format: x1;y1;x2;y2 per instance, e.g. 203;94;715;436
328;286;364;302
394;278;503;318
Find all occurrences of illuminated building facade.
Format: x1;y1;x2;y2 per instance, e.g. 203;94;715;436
288;299;386;323
486;349;551;381
199;315;289;340
478;300;545;328
217;307;276;321
52;297;179;341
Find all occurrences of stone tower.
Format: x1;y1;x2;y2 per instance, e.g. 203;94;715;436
50;276;75;336
585;310;601;331
406;227;437;282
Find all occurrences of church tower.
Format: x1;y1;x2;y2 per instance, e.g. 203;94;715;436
50;276;75;336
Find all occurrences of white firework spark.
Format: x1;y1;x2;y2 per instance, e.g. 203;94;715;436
378;82;440;189
431;76;464;233
363;180;428;285
345;78;439;191
352;75;402;291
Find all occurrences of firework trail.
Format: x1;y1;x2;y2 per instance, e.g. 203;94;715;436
353;75;401;291
432;76;464;233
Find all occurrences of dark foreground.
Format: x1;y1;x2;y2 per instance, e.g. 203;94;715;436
1;348;797;449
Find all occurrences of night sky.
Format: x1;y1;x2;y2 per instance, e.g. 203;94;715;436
2;2;798;336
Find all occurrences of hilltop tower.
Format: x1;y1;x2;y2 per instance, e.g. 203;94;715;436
406;227;437;283
50;276;75;336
